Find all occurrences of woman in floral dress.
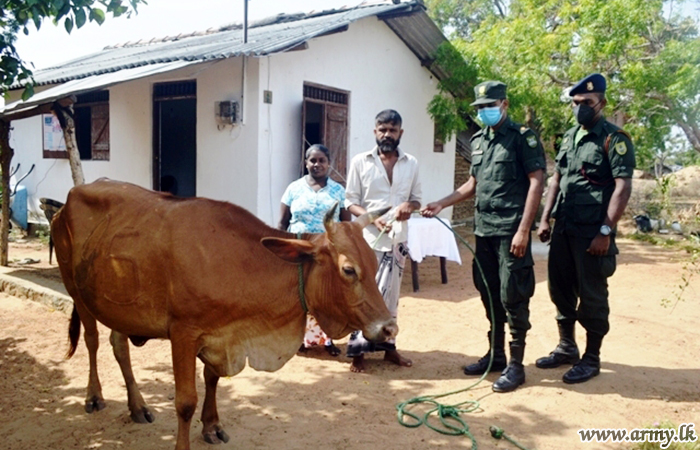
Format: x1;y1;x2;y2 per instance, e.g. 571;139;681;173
279;144;351;355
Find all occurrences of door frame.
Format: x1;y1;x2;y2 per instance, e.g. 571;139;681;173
152;80;197;193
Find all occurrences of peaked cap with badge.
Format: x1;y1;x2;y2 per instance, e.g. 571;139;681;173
569;73;606;97
471;80;507;106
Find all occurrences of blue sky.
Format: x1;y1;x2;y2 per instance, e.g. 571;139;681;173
15;0;366;70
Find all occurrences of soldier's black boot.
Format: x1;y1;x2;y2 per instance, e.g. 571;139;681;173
492;344;525;393
463;328;507;375
536;321;580;369
563;333;602;384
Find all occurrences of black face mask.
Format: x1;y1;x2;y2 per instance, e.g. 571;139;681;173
573;103;598;127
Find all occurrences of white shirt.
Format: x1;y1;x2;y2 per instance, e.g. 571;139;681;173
345;146;422;251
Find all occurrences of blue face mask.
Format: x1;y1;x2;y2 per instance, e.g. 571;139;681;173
477;106;502;127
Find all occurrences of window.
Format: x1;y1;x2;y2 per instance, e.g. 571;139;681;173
75;91;110;160
44;91;110;160
433;122;444;153
301;82;349;185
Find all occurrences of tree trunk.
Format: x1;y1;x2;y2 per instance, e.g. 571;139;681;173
676;119;700;154
0;121;14;266
525;106;537;131
610;110;627;128
52;102;85;186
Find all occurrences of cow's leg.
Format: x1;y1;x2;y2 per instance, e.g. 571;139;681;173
78;303;106;413
171;335;198;450
109;330;155;423
201;364;230;444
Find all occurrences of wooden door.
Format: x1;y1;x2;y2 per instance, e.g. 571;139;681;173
324;103;348;185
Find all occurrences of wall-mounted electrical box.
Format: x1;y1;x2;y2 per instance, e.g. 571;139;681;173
215;101;238;125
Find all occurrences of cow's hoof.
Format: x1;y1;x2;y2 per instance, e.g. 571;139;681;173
130;406;156;424
203;426;230;444
84;396;106;414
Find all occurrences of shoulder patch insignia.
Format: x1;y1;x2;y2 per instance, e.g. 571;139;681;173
526;135;538;148
614;141;628;156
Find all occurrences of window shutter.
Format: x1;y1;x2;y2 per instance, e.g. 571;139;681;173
91;103;110;160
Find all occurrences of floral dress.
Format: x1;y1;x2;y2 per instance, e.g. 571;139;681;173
281;176;345;348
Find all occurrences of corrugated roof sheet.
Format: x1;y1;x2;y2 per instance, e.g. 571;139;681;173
21;1;449;88
2;61;202;116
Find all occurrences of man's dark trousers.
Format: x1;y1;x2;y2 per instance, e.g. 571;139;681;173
473;235;534;346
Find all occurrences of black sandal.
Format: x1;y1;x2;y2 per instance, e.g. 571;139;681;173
325;343;341;357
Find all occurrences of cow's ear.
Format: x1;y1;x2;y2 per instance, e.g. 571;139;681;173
323;202;339;240
261;237;316;263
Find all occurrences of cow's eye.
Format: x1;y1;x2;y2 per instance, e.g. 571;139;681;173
342;266;356;276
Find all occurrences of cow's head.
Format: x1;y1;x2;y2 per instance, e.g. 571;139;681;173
261;205;397;343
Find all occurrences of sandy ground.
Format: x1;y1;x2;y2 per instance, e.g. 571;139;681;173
0;232;698;450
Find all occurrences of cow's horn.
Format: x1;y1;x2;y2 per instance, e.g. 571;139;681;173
355;206;391;229
324;202;339;236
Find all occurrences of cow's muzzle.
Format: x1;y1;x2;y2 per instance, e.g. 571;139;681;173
364;319;398;343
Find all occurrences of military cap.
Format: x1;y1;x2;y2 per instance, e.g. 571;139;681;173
471;81;507;106
569;73;606;96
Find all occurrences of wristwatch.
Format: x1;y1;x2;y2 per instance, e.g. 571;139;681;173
599;224;612;236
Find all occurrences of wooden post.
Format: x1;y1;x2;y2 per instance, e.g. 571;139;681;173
0;120;14;266
52;101;85;186
411;258;419;292
440;256;448;284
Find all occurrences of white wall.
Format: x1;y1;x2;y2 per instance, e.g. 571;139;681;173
256;16;456;226
8;59;263;221
192;57;261;213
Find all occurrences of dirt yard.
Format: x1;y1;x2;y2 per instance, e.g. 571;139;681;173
0;231;698;450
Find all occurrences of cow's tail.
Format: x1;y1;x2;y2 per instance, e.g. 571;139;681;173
66;305;81;359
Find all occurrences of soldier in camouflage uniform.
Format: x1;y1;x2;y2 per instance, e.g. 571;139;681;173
537;73;635;384
422;81;545;392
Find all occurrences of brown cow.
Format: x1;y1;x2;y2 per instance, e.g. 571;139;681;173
52;179;397;450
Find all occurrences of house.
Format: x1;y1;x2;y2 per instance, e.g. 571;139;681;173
1;0;464;228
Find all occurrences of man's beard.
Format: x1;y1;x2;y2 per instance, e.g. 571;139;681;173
377;137;400;153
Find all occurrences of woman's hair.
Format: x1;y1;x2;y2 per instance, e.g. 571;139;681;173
305;144;331;161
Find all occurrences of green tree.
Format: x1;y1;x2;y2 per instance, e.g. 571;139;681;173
1;0;146;100
426;0;700;166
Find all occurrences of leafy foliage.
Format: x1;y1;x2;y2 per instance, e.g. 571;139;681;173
428;42;479;141
426;0;700;164
1;0;146;99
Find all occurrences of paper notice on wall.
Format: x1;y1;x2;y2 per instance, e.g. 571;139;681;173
42;113;67;152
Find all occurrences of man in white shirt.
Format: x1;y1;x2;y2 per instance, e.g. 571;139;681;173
345;109;422;373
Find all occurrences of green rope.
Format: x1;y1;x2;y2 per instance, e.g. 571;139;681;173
395;216;534;450
490;426;533;450
296;232;308;314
